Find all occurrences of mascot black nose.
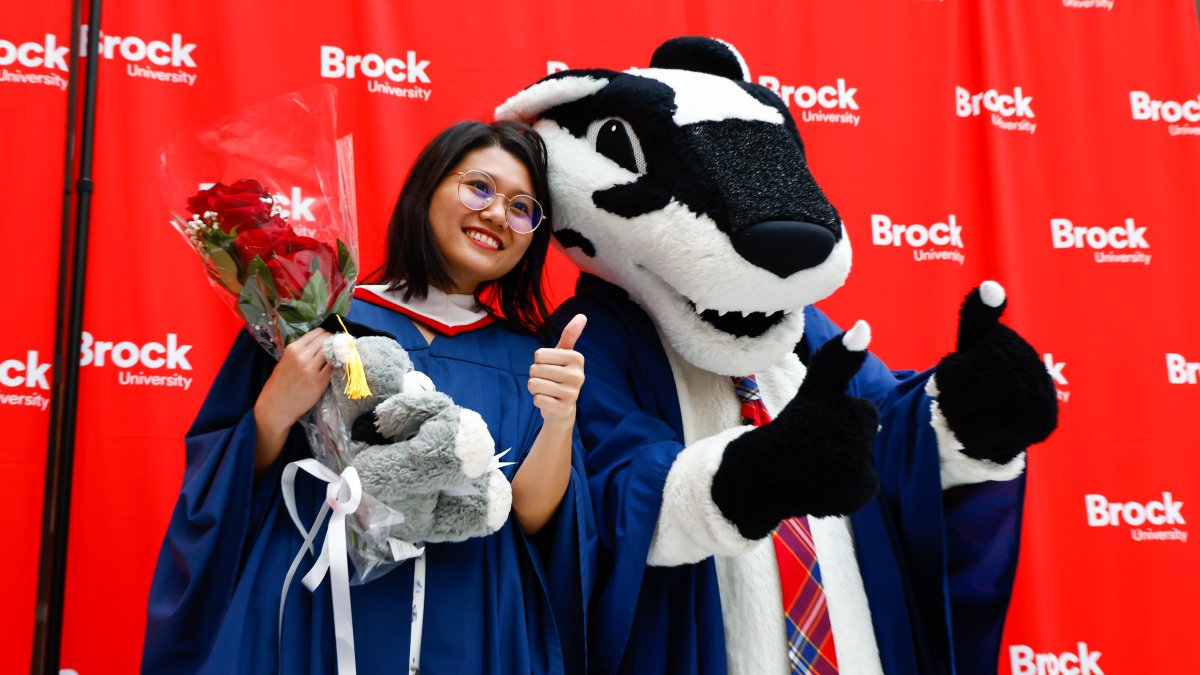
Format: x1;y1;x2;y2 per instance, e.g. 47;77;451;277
730;220;837;278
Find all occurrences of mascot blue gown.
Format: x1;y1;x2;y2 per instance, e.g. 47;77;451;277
502;36;1055;675
143;290;595;674
555;277;1024;675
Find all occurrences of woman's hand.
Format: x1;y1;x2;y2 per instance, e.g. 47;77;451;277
253;328;332;472
513;314;587;534
528;314;587;427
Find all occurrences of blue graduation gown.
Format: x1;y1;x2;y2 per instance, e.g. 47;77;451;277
553;276;1022;675
143;300;595;674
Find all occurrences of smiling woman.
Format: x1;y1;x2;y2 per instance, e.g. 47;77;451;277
142;120;594;675
427;146;539;294
379;121;557;334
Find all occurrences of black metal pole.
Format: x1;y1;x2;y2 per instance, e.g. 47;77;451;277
31;0;102;671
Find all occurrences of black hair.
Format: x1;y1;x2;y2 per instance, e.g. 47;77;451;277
372;120;554;334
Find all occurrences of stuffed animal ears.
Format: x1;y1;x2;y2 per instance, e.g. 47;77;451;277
649;36;750;82
495;36;749;124
320;314;400;395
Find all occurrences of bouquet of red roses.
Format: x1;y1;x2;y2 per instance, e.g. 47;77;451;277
161;86;414;586
162;85;454;675
161;85;360;359
178;178;355;357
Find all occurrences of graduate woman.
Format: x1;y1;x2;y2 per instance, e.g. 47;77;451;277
143;121;594;674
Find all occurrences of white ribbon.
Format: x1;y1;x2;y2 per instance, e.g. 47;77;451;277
279;459;437;675
398;448;516;673
408;552;427;675
279;459;362;675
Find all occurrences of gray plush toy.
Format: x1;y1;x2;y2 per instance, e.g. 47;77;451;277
323;332;512;544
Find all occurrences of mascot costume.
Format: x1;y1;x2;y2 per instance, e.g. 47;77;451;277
497;37;1057;674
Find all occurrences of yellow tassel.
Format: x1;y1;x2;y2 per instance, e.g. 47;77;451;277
335;315;372;400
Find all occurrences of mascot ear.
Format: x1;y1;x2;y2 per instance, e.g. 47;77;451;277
649;36;751;82
495;70;617;124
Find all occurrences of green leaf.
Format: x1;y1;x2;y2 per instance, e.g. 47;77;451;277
277;319;309;346
331;282;354;316
202;244;244;292
236;277;271;328
297;270;329;319
206;226;237;250
337;238;358;285
277;302;313;324
278;277;327;325
245;257;279;298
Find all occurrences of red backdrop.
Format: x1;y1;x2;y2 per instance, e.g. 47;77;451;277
3;1;1199;673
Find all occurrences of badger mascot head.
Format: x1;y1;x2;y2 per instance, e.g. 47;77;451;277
498;37;849;375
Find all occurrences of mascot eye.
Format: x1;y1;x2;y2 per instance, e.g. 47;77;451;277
587;117;646;175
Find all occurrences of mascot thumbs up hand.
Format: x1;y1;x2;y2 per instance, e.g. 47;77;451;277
931;281;1058;487
711;321;881;541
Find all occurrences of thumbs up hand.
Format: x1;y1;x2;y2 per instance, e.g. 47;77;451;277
932;282;1057;464
529;314;588;426
710;321;881;540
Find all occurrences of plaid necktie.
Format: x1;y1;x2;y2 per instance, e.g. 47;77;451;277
733;375;839;675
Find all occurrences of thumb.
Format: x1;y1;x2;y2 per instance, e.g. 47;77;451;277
799;320;871;397
555;314;587;350
956;281;1006;352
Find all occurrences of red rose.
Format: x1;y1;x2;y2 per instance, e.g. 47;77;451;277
231;214;291;267
187;179;275;233
264;233;345;303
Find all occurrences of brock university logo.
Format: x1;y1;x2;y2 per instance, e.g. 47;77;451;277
0;29;200;90
1086;491;1188;543
321;45;432;102
1009;643;1104;675
0;34;69;90
757;75;862;127
956;85;1036;134
869;213;965;264
82;25;200;87
80;331;197;391
0;350;52;412
0;331;196;412
1130;90;1200;137
1050;217;1151;265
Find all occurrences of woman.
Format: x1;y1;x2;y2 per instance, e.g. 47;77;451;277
143;121;593;674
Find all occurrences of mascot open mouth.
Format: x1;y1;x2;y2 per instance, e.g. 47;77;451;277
634;263;796;339
689;302;790;338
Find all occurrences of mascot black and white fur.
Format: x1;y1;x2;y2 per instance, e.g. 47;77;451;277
498;37;1056;675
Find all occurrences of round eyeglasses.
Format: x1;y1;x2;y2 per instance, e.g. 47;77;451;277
457;169;546;234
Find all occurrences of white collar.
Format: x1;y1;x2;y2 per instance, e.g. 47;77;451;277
356;284;490;328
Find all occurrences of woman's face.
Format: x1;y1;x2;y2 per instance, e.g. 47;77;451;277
428;145;537;294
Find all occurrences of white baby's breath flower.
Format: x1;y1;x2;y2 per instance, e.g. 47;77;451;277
269;194;289;219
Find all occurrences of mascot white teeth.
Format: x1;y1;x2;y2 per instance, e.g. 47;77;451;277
499;36;1057;675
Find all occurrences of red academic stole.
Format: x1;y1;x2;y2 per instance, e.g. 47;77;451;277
354;286;495;336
